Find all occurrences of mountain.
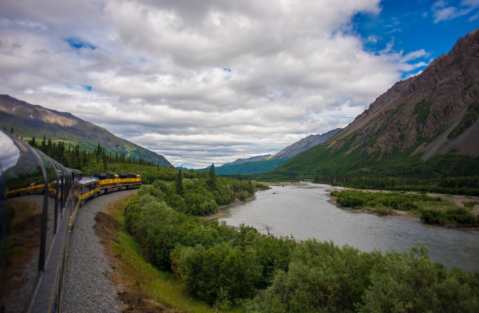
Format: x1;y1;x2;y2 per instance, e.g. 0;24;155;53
222;155;271;166
212;128;341;175
0;95;173;167
262;29;479;180
273;128;342;160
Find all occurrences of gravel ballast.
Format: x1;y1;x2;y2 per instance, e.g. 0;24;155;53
62;190;137;313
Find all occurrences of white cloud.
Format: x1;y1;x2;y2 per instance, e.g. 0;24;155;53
367;35;381;43
431;0;479;23
0;0;430;167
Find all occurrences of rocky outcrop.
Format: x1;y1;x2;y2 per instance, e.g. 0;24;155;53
327;29;479;159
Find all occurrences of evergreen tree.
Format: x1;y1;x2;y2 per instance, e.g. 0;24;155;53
10;127;13;134
29;136;37;148
41;135;46;151
175;169;185;196
207;164;217;190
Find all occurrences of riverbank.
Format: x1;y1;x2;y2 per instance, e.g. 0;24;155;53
326;187;479;234
201;195;256;221
260;181;308;187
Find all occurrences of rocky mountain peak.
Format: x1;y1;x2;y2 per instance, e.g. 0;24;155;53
327;28;479;159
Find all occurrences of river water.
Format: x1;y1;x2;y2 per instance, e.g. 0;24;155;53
219;183;479;272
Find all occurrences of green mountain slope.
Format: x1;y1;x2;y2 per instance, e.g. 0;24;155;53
0;95;173;167
261;29;479;181
212;128;341;175
222;154;271;166
215;158;287;175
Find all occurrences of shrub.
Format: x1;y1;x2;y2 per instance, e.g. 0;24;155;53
463;201;479;209
360;245;479;313
174;242;261;304
238;191;250;201
244;240;384;312
421;209;446;225
421;208;478;226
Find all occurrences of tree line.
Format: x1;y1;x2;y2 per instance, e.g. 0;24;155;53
313;174;479;196
27;135;157;174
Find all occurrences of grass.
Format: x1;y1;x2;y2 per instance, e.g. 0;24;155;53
105;195;243;313
414;99;433;126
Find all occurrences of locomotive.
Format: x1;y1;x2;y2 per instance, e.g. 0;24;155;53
0;130;141;312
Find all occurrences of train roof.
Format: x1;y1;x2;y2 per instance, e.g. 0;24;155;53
79;177;98;184
90;173;116;179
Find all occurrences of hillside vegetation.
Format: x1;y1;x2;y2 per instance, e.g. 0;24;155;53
0;95;172;167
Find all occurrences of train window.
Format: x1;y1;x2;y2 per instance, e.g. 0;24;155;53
59;165;69;216
36;151;58;251
0;131;47;313
48;159;63;225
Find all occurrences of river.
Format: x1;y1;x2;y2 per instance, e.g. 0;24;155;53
219;183;479;272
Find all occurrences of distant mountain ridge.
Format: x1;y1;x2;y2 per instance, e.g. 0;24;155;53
263;28;479;180
0;95;173;167
222;155;272;166
272;128;342;160
211;128;342;175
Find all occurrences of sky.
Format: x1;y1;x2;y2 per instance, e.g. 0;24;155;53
1;0;478;168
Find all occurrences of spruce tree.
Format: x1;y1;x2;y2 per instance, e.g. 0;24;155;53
175;169;185;196
207;164;217;190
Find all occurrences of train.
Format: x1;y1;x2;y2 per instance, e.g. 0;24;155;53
0;130;141;313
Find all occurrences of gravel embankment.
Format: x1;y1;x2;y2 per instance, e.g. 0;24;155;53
62;190;137;313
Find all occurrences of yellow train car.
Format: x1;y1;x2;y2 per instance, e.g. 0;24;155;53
90;173;120;193
116;173;141;189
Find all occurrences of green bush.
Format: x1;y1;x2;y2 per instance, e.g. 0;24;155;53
463;201;479;209
360;245;479;313
174;242;261;304
333;190;439;212
421;208;478;226
421;209;446;225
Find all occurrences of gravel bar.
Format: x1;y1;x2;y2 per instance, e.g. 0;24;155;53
62;190;137;313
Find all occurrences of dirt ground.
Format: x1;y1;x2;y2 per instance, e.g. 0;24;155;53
326;187;479;234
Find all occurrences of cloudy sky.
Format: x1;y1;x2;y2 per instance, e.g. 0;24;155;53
1;0;478;168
